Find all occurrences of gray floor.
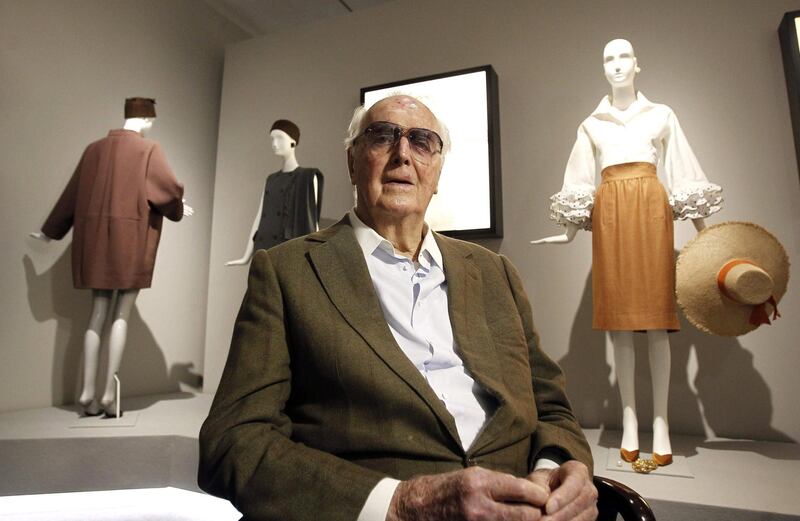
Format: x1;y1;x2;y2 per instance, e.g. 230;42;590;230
1;392;798;519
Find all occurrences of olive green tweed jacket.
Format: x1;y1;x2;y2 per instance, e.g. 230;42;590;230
198;216;592;521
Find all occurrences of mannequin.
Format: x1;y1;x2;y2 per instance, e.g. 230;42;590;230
532;39;722;465
31;98;192;417
227;119;323;265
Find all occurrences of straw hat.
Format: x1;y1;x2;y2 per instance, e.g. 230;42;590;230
676;221;789;337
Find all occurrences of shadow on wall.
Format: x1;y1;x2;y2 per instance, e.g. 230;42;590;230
23;246;202;409
558;269;795;457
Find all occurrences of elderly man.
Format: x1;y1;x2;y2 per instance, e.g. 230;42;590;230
198;95;597;521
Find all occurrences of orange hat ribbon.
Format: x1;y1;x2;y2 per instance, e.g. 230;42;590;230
717;260;780;326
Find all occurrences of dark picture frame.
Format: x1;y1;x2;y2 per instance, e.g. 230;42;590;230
779;11;800;178
360;65;503;239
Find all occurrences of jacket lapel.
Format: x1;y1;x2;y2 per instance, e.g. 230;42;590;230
436;234;518;455
307;218;461;446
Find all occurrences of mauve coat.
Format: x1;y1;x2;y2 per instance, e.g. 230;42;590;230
42;129;184;289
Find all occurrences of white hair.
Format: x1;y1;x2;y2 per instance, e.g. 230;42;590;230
343;93;451;156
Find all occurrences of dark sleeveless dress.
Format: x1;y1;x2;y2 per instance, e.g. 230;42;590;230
253;167;323;251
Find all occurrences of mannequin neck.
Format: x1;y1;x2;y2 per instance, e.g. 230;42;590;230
123;118;150;135
609;85;637;111
280;151;299;173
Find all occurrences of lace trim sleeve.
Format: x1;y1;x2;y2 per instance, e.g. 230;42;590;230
669;183;723;220
549;190;594;231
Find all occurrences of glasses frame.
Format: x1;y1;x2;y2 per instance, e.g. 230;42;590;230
357;121;444;161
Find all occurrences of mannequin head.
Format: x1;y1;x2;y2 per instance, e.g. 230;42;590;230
268;119;300;171
602;38;640;89
270;129;296;157
123;117;154;136
123;98;156;136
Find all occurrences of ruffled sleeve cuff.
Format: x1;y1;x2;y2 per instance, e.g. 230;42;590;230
549;190;594;231
669;183;723;220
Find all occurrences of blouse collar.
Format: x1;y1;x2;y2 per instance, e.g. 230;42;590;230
591;92;655;124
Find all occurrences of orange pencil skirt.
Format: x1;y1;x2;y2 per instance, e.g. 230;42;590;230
591;162;680;331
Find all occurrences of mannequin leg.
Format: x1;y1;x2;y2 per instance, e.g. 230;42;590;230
99;289;139;414
648;329;672;463
78;290;112;415
611;330;639;460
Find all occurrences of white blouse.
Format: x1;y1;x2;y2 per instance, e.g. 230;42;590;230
550;92;722;230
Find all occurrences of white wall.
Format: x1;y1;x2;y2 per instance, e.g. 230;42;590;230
205;0;800;443
0;0;246;412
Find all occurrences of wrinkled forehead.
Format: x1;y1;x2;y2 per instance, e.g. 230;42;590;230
366;95;437;128
603;38;635;59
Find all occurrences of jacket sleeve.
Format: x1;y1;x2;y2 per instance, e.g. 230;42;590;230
41;154;83;240
500;255;593;472
198;249;386;521
145;143;184;221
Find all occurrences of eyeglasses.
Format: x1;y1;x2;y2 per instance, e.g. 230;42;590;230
356;121;443;164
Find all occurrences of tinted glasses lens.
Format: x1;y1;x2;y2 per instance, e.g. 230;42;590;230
364;123;398;147
407;128;442;155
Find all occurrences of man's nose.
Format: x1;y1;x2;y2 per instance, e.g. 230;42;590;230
390;136;412;166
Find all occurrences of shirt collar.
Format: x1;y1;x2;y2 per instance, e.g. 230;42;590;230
591;91;654;122
349;208;443;268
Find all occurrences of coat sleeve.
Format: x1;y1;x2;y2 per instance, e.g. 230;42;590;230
198;249;386;521
145;143;184;221
41;153;83;240
500;255;593;472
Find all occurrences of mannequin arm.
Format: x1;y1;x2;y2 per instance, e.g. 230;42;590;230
227;241;255;266
29;231;52;243
691;217;706;232
531;222;580;245
312;176;319;231
226;192;263;266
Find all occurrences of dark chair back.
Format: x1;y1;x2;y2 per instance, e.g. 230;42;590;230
594;475;656;521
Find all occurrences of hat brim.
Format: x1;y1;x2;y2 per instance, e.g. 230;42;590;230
676;221;789;336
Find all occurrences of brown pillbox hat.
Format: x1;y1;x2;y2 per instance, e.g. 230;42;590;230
270;119;300;145
125;98;157;119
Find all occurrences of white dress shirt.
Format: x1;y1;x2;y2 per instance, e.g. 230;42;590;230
349;209;495;449
349;210;559;521
550;92;723;229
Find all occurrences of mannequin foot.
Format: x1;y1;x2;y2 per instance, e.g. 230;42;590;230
653;417;672;454
620;448;640;462
653;417;672;464
79;397;103;416
653;452;673;466
100;396;121;418
620;409;639;459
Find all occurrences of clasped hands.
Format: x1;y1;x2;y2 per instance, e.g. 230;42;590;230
388;460;597;521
